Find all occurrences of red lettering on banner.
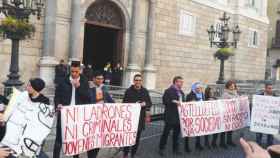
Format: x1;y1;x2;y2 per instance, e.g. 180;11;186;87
64;124;77;140
63;136;95;155
62;104;140;156
182;116;221;136
225;100;237;114
65;108;78;124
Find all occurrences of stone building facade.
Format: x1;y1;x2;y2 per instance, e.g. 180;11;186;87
0;0;269;91
267;0;280;80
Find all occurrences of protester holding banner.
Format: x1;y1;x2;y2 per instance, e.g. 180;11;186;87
88;71;115;158
159;76;186;156
122;74;152;158
205;86;219;149
0;78;50;158
0;147;11;158
0;96;8;142
220;80;239;148
90;71;114;104
255;83;276;147
26;78;50;105
186;82;207;151
53;60;91;158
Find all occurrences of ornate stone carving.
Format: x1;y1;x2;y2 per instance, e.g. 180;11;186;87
85;1;123;28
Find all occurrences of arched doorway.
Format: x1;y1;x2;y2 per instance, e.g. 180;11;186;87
83;0;125;73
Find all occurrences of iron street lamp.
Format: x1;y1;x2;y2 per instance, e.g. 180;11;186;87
0;0;43;95
207;12;241;84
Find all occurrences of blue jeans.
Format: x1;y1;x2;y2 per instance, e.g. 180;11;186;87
256;133;274;146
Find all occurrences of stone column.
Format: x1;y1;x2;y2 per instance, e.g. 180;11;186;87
39;0;58;86
124;0;141;87
69;0;82;61
143;0;157;89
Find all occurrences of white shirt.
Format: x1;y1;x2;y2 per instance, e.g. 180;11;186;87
69;76;80;105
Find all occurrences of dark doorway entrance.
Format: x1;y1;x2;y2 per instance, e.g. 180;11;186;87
83;23;120;71
83;0;125;85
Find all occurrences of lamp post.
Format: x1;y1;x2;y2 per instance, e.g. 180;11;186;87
0;0;43;95
207;12;241;84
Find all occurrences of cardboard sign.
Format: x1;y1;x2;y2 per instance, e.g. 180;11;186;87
1;90;54;157
250;95;280;135
61;103;141;156
178;96;250;137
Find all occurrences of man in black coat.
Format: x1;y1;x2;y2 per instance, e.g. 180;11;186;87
122;74;152;158
159;76;186;156
54;59;68;86
53;61;92;158
256;83;277;147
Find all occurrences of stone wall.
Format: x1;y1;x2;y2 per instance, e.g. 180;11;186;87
153;0;268;91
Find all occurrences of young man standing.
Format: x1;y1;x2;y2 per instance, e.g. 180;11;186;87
88;71;115;158
159;76;185;156
122;74;152;158
256;83;277;147
53;61;92;158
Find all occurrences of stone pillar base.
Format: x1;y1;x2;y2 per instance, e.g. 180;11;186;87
123;64;141;88
39;56;58;87
143;65;156;90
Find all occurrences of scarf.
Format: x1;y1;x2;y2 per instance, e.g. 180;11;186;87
192;82;203;101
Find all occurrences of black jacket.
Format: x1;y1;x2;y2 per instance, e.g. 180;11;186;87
123;85;152;130
257;91;277;97
54;75;90;108
186;91;205;102
0;94;49;105
29;94;50;105
54;64;68;85
162;86;185;125
0;95;9;105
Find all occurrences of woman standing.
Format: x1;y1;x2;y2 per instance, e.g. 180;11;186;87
205;86;219;148
220;80;239;149
186;82;206;151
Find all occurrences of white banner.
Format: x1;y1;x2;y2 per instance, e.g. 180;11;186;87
61;103;141;156
1;89;54;157
250;95;280;135
178;96;250;137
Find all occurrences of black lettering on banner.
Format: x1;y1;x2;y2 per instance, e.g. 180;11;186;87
22;138;40;154
38;103;54;129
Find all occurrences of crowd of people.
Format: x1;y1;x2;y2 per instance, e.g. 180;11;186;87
54;60;123;87
0;60;279;158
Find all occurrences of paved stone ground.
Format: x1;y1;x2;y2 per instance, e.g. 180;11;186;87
43;121;280;158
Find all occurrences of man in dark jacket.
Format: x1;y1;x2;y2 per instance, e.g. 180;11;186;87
54;59;68;86
256;83;277;147
88;71;115;158
122;74;152;158
159;76;185;156
0;78;50;158
53;61;91;158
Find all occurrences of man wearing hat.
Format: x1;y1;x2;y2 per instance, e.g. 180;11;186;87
26;78;50;105
53;60;92;158
0;78;49;158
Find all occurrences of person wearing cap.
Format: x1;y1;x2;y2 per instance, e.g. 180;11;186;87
0;78;49;105
53;60;91;158
27;78;50;105
0;78;49;158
